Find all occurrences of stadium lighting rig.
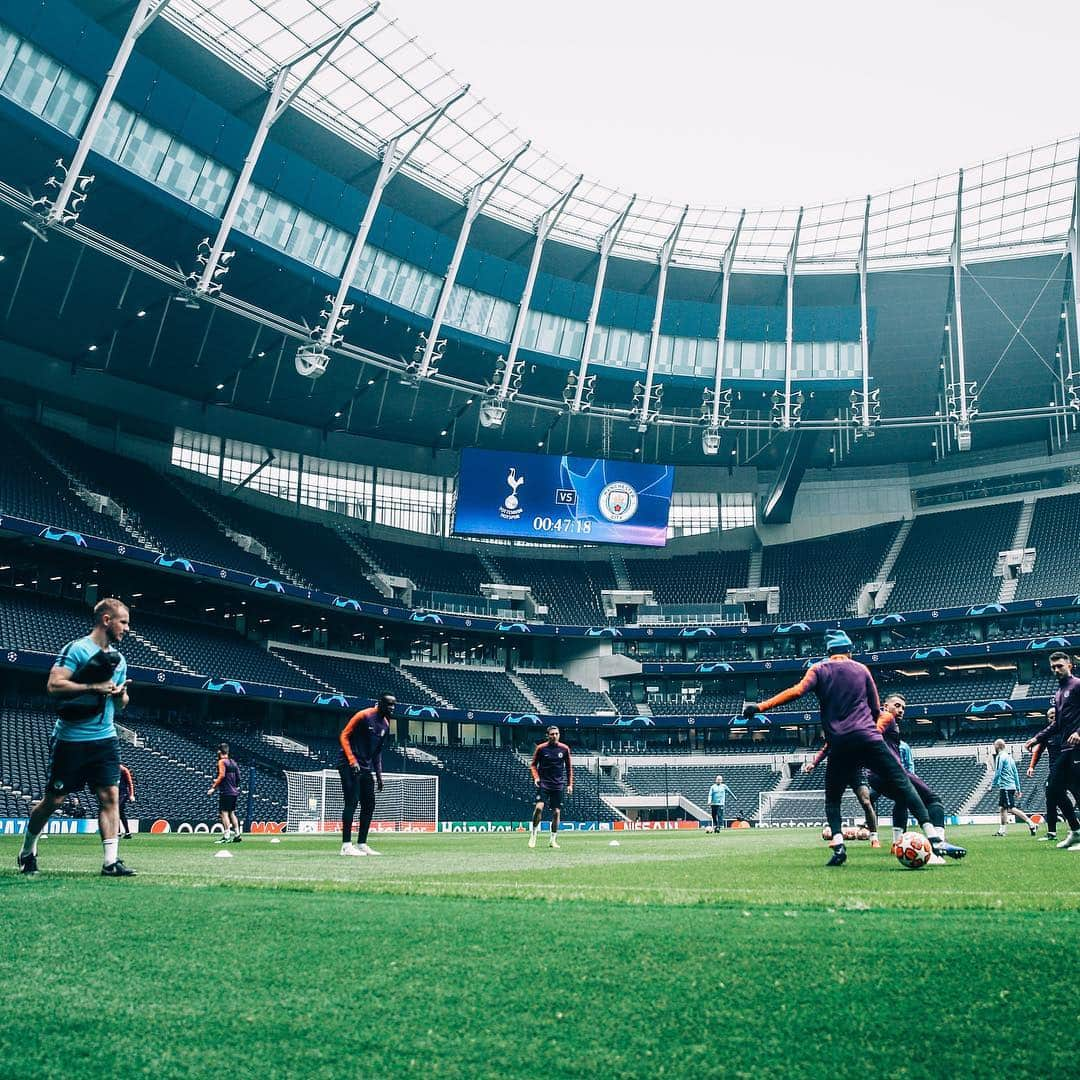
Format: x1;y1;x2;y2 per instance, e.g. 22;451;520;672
401;331;446;387
24;160;95;240
295;295;354;379
699;386;733;455
477;353;523;428
771;389;802;428
849;388;881;439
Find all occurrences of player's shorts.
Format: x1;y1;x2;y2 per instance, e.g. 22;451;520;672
535;785;564;810
218;794;238;813
999;789;1018;810
45;736;120;796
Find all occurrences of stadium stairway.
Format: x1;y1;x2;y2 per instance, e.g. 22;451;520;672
175;481;312;589
610;551;632;591
331;527;393;599
272;651;337;692
998;496;1037;604
475;550;505;586
395;664;454;708
507;672;546;713
959;757;996;817
747;544;763;589
15;420;163;552
125;630;200;676
858;517;913;613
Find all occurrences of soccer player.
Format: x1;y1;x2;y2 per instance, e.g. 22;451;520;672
869;693;964;857
17;597;135;877
707;775;734;830
337;694;395;856
118;763;135;840
207;743;242;843
801;743;880;847
744;630;957;867
529;725;573;849
1025;706;1074;842
991;739;1037;837
1040;651;1080;850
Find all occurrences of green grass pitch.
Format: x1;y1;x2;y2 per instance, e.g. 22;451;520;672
2;827;1078;1079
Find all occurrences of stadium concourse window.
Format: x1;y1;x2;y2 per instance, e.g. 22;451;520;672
301;456;373;520
170;429;220;478
221;443;300;503
374;468;450;536
667;493;754;537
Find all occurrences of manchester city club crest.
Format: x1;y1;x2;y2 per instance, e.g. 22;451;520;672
598;481;638;523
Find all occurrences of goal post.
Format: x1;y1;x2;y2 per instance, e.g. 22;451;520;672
758;789;867;827
285;770;439;834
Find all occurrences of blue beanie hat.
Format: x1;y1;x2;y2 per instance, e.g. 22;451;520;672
826;629;853;654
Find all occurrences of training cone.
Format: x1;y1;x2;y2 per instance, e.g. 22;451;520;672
214;849;234;858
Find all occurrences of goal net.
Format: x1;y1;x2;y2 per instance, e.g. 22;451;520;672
758;789;868;827
284;770;439;834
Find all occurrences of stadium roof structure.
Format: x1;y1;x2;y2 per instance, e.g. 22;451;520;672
161;1;1078;273
0;0;1077;476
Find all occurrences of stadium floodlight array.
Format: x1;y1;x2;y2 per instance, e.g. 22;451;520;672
285;770;439;833
758;789;869;828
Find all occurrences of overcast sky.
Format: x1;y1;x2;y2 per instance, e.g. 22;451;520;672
400;0;1080;208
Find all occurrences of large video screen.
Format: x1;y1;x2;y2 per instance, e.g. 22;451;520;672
453;448;674;547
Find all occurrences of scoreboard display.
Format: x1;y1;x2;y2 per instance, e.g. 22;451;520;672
453;448;674;547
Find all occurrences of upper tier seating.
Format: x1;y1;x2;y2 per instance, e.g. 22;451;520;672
23;425;281;576
625;549;750;607
886;503;1022;612
1015;493;1080;600
761;522;903;621
362;535;486;598
1;428;131;542
490;554;615;626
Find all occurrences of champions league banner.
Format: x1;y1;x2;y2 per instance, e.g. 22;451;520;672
453;448;674;547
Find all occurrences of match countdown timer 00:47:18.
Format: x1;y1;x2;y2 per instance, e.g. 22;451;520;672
532;516;592;535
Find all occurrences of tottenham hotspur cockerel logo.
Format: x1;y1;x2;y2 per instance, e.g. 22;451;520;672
500;467;525;520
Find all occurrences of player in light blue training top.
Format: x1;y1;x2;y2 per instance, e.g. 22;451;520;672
992;738;1037;838
17;597;135;877
707;776;734;830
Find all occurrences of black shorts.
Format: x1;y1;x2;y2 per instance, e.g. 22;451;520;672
535;785;564;810
45;737;120;796
219;794;238;813
999;789;1017;810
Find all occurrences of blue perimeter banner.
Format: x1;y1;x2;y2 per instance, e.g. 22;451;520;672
453;448;674;547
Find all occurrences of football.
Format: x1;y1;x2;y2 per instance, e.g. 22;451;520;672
895;831;932;869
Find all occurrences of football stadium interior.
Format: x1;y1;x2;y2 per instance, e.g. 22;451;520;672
1;3;1079;1077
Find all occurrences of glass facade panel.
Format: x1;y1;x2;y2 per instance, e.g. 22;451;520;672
41;68;94;135
1;41;60;114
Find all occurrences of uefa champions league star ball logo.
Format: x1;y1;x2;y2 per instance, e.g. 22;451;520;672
500;467;525;520
598;481;638;523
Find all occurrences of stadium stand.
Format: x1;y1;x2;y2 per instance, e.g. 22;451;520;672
362;535;486;598
625;549;750;606
401;664;525;712
1;428;131;543
491;553;615;625
1014;492;1080;600
516;672;613;715
885;503;1023;611
622;761;781;819
761;522;903;621
20;424;282;577
131;612;324;690
269;647;441;706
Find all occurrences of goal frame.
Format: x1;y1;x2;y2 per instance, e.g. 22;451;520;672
285;770;439;834
758;789;868;827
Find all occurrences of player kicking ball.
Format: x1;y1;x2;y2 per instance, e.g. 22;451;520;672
528;726;573;849
745;630;958;868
